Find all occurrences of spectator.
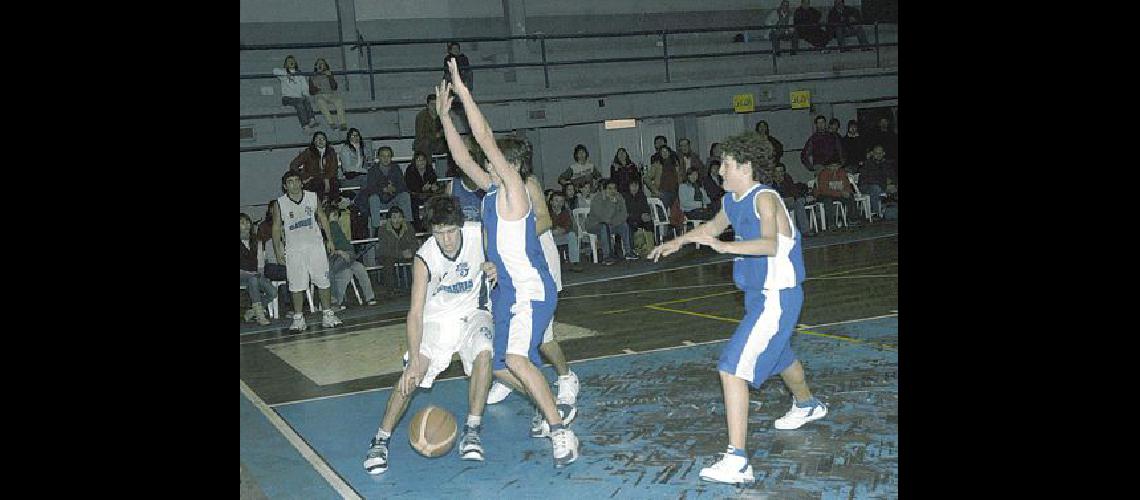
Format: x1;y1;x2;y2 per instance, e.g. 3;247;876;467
676;139;706;185
354;146;413;234
413;94;448;159
767;0;799;56
548;191;583;272
678;167;713;220
827;0;869;51
585;180;637;265
869;116;898;161
754;120;786;163
309;58;348;131
325;206;378;308
562;182;581;211
652;145;681;211
558;144;602;190
405;151;441;228
449;168;486;222
813;160;858;229
794;0;830;48
256;201;292;311
443;42;473;92
576;178;597;211
289;131;339;202
856;144;895;218
649;135;670;165
622;178;653;233
841;120;867;169
769;162;813;234
273;55;319;131
800;114;844;173
374;206;419;295
337;127;373;189
828;118;842;137
240;213;276;326
609;147;640;195
707;142;725;187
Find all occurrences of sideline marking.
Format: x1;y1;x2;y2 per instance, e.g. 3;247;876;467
240;380;362;499
646;305;897;350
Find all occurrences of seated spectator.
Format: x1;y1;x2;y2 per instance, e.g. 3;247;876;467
240;213;276;326
828;117;842;137
558;144;602;190
622;178;653;233
443;42;473;92
337;127;373;191
678;167;713;221
841;120;867;170
676;139;706;184
813;160;859;229
256;201;292;310
767;0;799;55
609;147;640;195
706;142;724;187
648;135;669;165
801;114;844;173
325;206;378;308
649;145;681;211
794;0;830;48
309;58;348;131
562;182;581;211
374;206;419;295
354;146;413;235
449;169;485;222
576;178;597;211
827;0;869;51
754;120;786;164
404;151;440;228
548;191;583;272
769;163;813;234
585;180;637;265
289;131;339;202
413;94;448;159
856;144;896;218
869;116;899;161
273;55;319;131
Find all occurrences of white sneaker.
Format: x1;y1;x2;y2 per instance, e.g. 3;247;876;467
556;371;580;406
363;436;389;475
486;381;513;405
289;313;306;332
550;428;579;468
321;309;343;328
699;453;754;484
458;425;485;461
531;404;577;438
774;398;828;430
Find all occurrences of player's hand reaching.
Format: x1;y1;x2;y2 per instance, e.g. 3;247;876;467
690;234;728;254
400;355;424;396
482;261;498;289
434;80;453;117
446;58;470;97
647;238;683;262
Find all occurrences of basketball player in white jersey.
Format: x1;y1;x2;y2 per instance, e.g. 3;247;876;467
435;58;579;468
272;170;343;331
363;196;495;475
649;132;824;485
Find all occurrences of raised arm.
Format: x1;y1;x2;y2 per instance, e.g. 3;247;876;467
434;81;491;190
445;59;529;219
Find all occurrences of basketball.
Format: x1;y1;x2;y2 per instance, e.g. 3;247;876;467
408;405;458;458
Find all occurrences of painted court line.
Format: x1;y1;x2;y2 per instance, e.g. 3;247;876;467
646;304;897;350
269;313;897;408
240;380;362;499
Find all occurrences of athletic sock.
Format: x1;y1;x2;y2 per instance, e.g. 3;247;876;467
726;445;747;458
795;397;819;408
466;415;482;428
549;423;565;433
374;429;391;441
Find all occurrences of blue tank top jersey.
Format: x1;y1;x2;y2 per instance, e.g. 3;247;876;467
722;183;806;291
481;184;556;302
454;179;485;222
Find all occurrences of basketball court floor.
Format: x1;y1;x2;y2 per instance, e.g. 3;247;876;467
240;224;899;499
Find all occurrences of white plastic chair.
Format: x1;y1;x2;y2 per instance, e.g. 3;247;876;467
803;179;824;233
266;280;315;318
570;208;599;263
646;197;677;244
847;172;872;221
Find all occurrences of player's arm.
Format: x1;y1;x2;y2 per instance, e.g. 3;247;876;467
700;192;780;256
314;202;336;254
526;177;553;234
272;203;286;266
647;208;730;262
445;60;528;219
400;256;430;396
434;82;492;190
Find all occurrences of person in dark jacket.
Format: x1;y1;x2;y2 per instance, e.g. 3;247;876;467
404;151;440;229
353;146;413;234
622;178;653;233
794;0;830;48
289;131;339;202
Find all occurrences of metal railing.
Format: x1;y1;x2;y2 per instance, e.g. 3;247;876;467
241;22;896;101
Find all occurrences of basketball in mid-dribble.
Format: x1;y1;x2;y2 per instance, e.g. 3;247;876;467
408;405;458;458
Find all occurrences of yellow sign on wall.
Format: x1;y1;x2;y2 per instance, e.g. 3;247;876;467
790;90;811;109
732;93;755;113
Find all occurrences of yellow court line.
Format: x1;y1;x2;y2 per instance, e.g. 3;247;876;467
648;289;741;307
814;261;898;278
646;304;896;351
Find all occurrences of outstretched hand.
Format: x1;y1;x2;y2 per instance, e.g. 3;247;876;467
446;58;469;96
647;239;683;262
434;81;454;117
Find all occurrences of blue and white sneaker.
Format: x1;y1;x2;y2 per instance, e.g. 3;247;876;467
774;398;828;430
531;404;577;438
459;425;484;461
550;428;579;468
699;453;754;484
363;436;389;475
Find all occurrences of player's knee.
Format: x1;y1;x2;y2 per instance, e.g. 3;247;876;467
504;353;532;372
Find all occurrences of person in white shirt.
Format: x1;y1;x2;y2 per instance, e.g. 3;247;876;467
272;55;319;131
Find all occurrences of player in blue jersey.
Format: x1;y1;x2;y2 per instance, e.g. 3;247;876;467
433;58;580;468
649;131;827;485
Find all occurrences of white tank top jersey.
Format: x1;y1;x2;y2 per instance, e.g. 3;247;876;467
417;221;485;320
277;191;324;250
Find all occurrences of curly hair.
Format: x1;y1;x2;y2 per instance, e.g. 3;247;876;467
719;132;772;183
495;137;533;180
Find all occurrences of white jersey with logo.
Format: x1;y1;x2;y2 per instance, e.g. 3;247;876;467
416;221;485;321
277;191;324;250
